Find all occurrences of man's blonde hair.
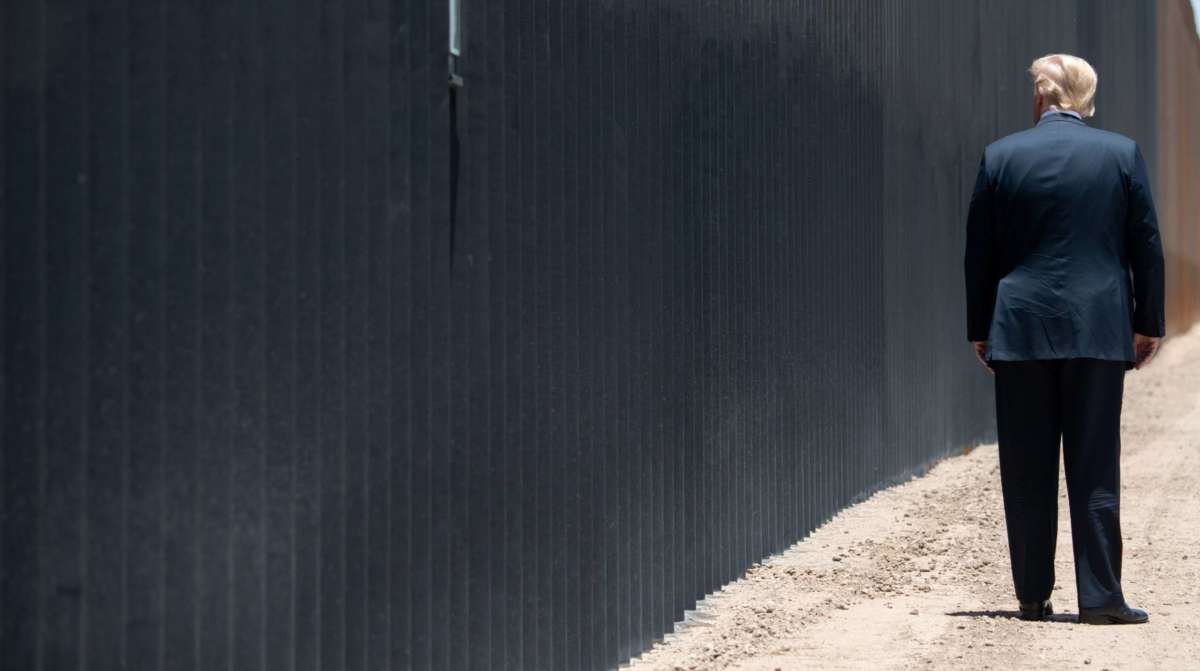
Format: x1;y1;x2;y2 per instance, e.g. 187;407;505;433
1028;54;1097;118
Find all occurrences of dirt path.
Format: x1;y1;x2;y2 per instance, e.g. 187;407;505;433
628;322;1200;671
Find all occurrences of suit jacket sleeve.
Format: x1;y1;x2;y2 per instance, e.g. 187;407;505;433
964;150;997;342
1125;141;1166;337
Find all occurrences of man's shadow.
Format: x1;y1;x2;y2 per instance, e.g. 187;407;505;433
946;610;1077;623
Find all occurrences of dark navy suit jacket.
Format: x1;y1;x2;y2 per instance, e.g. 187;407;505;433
964;110;1165;371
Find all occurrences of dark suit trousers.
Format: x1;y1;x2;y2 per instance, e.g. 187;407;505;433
991;357;1127;609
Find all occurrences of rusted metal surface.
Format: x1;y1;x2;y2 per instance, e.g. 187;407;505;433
1159;0;1200;334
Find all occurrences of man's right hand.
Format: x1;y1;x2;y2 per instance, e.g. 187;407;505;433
1133;332;1161;369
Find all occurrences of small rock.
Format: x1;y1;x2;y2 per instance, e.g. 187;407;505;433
910;609;920;615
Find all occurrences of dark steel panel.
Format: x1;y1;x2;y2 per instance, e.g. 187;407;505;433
86;0;131;662
292;1;323;668
458;0;496;667
362;0;392;664
493;0;524;666
387;0;414;667
261;0;299;666
314;0;347;666
41;0;88;667
160;3;203;669
342;0;371;668
2;0;44;667
125;1;167;667
230;0;268;666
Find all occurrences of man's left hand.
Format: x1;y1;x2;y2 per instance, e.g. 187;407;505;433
972;341;994;374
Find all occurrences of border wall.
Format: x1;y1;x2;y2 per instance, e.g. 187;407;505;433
0;2;1186;670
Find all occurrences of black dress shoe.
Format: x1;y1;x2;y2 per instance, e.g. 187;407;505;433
1018;599;1053;621
1078;603;1149;625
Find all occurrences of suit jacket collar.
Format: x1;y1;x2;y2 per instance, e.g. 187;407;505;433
1036;109;1086;127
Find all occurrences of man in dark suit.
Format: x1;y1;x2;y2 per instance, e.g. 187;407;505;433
963;53;1165;625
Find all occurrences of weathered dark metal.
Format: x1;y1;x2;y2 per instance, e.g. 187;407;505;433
0;2;1179;670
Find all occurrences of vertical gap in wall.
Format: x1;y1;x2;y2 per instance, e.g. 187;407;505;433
449;85;459;273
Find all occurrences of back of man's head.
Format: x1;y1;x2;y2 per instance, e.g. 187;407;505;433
1028;53;1098;118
